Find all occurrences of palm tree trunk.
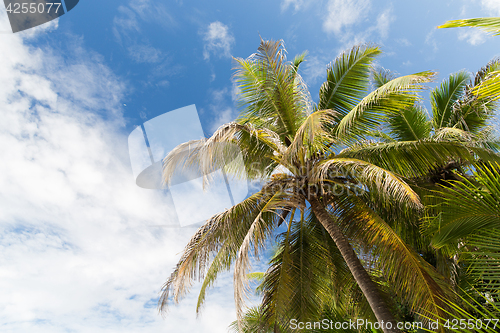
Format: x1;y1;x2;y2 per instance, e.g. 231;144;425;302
309;197;401;333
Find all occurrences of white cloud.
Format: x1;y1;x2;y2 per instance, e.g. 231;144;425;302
481;0;500;15
128;44;163;63
203;21;235;60
458;29;488;46
0;11;236;333
303;55;327;85
206;88;237;132
323;0;371;35
375;7;393;39
281;0;306;11
396;38;412;47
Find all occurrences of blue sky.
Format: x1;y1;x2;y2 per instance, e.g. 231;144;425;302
2;0;500;332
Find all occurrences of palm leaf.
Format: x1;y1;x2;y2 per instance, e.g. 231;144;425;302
429;162;500;248
337;141;500;179
335;71;435;140
431;71;470;130
332;195;453;322
317;44;381;119
233;39;310;142
314;157;422;209
159;188;279;312
438;17;500;35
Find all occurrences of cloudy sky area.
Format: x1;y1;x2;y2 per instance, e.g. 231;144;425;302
1;0;500;332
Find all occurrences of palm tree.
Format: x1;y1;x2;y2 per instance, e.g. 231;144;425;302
368;62;500;296
158;40;496;333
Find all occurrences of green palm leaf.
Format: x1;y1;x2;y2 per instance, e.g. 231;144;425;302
429;162;500;248
333;194;453;322
234;39;310;142
431;71;470;130
336;71;435;140
388;105;432;141
317;45;381;119
337;141;500;179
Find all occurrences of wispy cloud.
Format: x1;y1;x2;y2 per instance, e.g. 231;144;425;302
202;21;235;60
113;0;175;43
396;38;412;47
481;0;500;15
458;29;487;46
322;0;371;35
281;0;306;11
375;7;393;39
127;44;163;63
303;55;328;85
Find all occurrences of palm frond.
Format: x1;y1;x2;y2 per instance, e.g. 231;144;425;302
233;191;301;323
472;70;500;102
234;39;311;141
421;290;500;333
387;105;432;141
431;71;470;129
162;122;285;186
438;17;500;35
317;44;381;119
283;109;338;166
463;229;500;296
371;66;396;89
259;209;361;330
229;306;277;333
333;195;453;322
336;71;435;140
337;141;500;179
451;61;500;133
429;162;500;248
314;157;422;209
159;188;279;312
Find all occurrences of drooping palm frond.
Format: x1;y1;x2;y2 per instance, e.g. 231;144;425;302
258;209;360;331
335;71;435;141
432;127;500;151
463;229;500;297
159;187;285;312
162;122;286;186
314;157;421;209
438;17;500;35
428;162;500;248
332;194;453;322
233;191;302;323
337;140;500;180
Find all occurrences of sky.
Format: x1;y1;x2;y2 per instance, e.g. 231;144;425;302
1;0;500;332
